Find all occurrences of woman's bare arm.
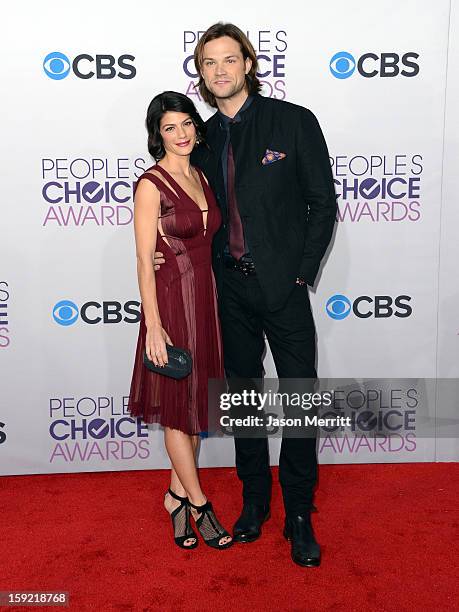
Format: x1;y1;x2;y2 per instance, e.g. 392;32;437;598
134;179;171;366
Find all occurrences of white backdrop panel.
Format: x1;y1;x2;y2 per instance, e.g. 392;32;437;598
0;0;456;474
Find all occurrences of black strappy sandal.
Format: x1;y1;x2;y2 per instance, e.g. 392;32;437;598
165;488;198;549
188;499;233;550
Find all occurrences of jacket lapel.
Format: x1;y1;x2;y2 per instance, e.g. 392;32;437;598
206;116;228;221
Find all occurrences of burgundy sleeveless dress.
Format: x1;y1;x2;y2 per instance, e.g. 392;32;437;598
127;165;223;434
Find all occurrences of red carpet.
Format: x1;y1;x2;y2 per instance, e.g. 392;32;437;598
1;463;458;612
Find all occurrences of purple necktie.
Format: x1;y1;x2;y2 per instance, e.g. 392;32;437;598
227;142;245;260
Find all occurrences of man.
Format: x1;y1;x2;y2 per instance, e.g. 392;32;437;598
157;22;337;567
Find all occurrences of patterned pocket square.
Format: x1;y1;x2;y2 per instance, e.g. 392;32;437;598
262;149;287;165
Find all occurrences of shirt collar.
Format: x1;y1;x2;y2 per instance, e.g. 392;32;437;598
218;95;254;127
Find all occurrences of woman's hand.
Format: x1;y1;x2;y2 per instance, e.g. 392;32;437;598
146;323;173;367
153;251;165;271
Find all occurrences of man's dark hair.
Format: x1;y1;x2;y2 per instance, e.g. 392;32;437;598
194;22;262;108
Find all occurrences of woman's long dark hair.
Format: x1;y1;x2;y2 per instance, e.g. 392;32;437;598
146;91;206;161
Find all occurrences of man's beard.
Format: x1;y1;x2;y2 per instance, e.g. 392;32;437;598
211;79;246;101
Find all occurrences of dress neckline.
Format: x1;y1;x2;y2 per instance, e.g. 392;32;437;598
151;164;209;235
153;164;208;213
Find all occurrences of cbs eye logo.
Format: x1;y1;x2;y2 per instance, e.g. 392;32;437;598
329;52;356;79
53;300;79;326
43;52;71;80
43;51;136;80
329;51;419;79
326;294;352;319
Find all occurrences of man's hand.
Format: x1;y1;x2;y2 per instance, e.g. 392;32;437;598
153;251;165;271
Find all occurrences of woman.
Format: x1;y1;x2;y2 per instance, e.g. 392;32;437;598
128;91;232;550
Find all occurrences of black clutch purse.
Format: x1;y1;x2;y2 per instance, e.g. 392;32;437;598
143;345;192;379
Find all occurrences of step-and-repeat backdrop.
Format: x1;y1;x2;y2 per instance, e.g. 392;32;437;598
1;0;458;475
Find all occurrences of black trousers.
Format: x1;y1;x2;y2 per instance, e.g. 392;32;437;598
219;266;318;517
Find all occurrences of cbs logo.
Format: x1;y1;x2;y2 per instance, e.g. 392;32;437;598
0;422;6;445
43;52;136;80
326;294;412;320
52;300;140;326
329;51;419;79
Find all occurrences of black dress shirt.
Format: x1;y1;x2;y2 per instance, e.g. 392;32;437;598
218;95;254;258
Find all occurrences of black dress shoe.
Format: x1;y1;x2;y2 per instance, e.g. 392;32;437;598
233;503;270;543
283;514;321;567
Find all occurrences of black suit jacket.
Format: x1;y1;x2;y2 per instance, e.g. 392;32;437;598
192;94;337;312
